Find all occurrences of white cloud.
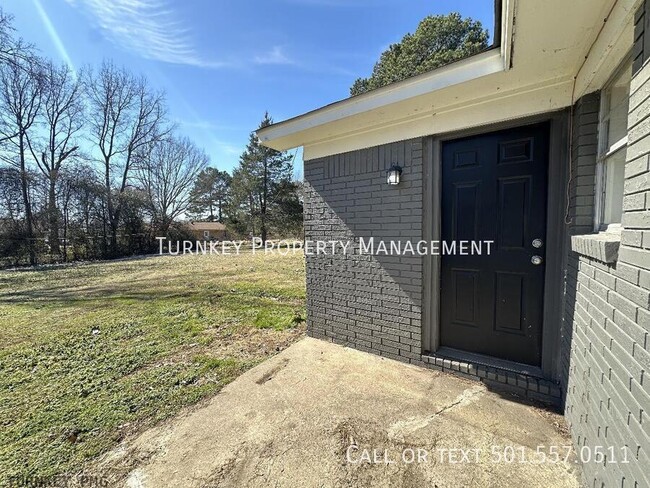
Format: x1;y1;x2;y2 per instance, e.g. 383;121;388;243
175;118;247;132
217;142;243;156
254;46;293;65
282;0;380;6
64;0;225;68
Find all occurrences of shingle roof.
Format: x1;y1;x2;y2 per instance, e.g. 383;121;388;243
187;221;227;231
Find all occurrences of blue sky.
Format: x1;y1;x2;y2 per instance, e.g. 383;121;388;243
3;0;494;175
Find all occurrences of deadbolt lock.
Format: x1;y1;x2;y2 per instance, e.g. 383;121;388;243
532;238;543;248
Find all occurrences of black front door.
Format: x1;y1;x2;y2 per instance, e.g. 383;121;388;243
440;123;549;366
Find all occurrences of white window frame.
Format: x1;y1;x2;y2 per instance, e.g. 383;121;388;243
594;55;632;233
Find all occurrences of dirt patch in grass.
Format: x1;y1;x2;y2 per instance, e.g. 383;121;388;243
0;252;306;484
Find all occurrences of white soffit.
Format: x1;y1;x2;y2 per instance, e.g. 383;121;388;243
574;0;639;97
258;0;634;159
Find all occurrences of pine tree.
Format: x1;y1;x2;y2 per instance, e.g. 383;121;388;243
188;167;232;221
350;13;488;96
230;112;293;243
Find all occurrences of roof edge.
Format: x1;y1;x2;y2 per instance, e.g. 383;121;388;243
258;49;505;150
257;1;513;150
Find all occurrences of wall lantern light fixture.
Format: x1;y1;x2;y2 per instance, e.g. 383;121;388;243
386;164;402;185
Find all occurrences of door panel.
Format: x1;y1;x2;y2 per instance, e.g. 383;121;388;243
494;271;526;334
440;123;549;365
451;268;480;327
453;183;481;241
497;177;529;249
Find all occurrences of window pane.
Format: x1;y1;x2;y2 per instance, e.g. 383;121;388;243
603;149;626;224
604;62;631;150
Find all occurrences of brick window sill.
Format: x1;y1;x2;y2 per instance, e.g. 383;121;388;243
570;232;620;263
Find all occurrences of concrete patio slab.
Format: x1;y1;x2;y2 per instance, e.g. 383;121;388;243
100;338;581;487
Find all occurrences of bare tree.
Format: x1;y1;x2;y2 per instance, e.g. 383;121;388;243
66;164;104;260
0;53;43;264
137;136;208;235
0;166;23;221
85;61;167;256
0;9;14;61
25;61;83;257
0;9;32;69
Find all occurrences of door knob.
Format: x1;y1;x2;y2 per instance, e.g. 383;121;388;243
532;238;543;248
531;255;543;265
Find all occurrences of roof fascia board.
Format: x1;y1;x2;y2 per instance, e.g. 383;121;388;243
302;78;574;160
500;0;516;70
573;0;638;99
258;49;505;149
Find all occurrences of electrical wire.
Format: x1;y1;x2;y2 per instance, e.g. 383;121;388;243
564;0;620;225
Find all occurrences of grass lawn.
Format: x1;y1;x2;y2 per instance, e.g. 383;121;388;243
0;252;306;484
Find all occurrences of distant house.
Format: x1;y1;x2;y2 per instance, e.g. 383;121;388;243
186;222;227;241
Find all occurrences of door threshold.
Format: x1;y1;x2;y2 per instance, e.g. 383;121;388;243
427;346;545;379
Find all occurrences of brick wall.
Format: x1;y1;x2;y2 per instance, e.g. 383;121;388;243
303;139;424;362
301;46;650;488
562;64;650;486
634;0;649;74
560;93;600;393
303;135;563;404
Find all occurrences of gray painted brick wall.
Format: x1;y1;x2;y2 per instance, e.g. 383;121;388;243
303;136;563;404
302;33;650;488
303;139;424;363
562;62;650;487
634;1;646;74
